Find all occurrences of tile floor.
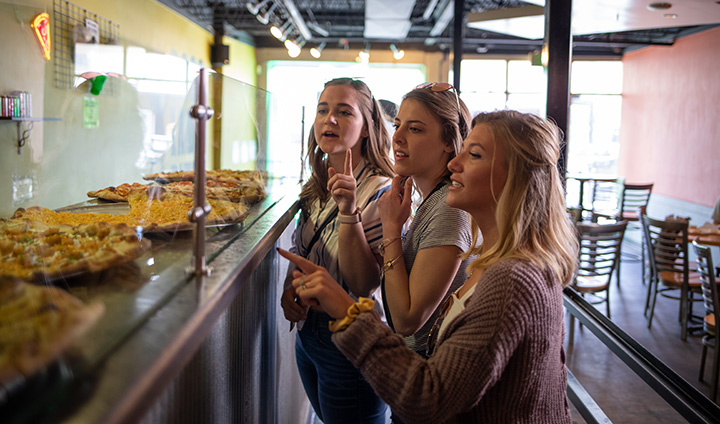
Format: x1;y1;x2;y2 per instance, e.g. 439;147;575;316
565;242;718;423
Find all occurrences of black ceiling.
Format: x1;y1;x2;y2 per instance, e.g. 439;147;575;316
157;0;714;57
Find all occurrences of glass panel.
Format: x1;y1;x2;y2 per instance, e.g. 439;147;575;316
567;94;622;176
1;51;301;408
507;60;546;93
571;61;623;94
459;59;507;93
507;93;545;116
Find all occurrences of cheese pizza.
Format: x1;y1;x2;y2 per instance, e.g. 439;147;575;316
87;180;266;204
0;217;149;281
143;169;267;184
0;277;104;385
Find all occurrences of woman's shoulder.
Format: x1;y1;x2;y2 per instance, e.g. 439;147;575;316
482;258;559;296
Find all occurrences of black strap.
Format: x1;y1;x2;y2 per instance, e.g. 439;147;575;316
302;206;339;257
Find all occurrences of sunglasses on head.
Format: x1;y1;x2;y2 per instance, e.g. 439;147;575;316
414;82;460;110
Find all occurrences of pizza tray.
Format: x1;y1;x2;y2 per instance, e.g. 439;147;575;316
55;201;244;233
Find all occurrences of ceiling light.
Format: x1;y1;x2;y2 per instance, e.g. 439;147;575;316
389;44;405;60
285;38;304;58
256;3;277;25
663;13;678;19
310;42;326;58
357;43;370;64
270;21;292;40
246;0;271;15
647;2;672;11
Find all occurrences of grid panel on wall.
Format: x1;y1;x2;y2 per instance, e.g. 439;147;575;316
53;0;120;90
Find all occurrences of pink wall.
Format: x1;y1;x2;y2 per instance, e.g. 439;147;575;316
619;26;720;208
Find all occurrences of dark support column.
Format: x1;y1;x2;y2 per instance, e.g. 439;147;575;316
545;0;572;177
453;0;465;92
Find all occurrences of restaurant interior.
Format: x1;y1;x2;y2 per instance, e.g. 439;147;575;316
1;0;720;423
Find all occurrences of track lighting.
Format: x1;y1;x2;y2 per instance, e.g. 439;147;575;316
310;42;326;58
256;2;277;25
285;38;304;58
270;21;292;41
357;43;370;64
246;0;271;15
389;44;405;60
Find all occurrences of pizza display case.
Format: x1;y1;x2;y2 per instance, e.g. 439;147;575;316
1;71;308;423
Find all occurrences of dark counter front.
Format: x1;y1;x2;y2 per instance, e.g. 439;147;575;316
3;179;302;424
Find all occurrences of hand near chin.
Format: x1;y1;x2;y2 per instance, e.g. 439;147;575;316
327;149;357;215
278;248;355;320
378;175;413;233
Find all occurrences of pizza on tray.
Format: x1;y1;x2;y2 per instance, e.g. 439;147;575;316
0;277;104;385
14;190;249;233
0;217;149;281
143;169;267;184
87;179;266;204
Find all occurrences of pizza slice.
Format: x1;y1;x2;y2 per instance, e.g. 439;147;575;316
87;182;149;202
0;278;104;385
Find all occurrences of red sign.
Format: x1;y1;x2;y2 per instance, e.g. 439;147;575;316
31;12;51;61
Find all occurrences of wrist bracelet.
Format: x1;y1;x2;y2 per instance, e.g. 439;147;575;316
329;297;375;332
377;236;402;256
380;253;403;279
338;208;361;224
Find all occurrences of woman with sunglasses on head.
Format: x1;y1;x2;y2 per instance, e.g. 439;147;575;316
369;83;473;361
280;110;578;423
279;77;394;424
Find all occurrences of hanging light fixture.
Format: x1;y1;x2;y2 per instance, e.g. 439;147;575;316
285;38;304;58
246;0;271;15
270;21;292;41
389;44;405;60
357;43;370;64
256;2;277;25
310;42;326;59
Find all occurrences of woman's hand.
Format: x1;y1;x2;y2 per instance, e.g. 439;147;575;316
378;176;413;235
327;149;357;215
280;278;308;323
278;248;355;320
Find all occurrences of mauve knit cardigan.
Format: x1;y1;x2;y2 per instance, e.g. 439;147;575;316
333;258;572;424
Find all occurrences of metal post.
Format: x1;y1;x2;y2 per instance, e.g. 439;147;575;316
452;0;465;92
545;0;572;178
188;68;214;276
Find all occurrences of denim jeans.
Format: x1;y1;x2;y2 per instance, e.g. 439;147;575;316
295;309;387;424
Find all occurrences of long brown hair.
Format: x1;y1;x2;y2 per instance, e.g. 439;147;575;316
465;111;578;286
401;86;471;179
300;78;394;209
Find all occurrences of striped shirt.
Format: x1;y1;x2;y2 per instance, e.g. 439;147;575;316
291;159;391;296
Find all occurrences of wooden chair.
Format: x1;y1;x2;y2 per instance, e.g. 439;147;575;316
641;213;702;340
692;241;719;401
569;220;628;344
593;182;653;287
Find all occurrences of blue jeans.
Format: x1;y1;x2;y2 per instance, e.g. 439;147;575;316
295;309;387;424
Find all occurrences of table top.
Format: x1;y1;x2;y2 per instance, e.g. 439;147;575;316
689;222;720;247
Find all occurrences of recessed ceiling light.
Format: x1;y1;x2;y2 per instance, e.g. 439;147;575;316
663;13;678;19
647;2;672;11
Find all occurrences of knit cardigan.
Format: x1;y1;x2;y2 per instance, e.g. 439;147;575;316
333;258;571;424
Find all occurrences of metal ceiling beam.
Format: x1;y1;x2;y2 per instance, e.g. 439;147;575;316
282;0;312;41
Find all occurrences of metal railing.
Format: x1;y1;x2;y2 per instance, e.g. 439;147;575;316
564;287;720;424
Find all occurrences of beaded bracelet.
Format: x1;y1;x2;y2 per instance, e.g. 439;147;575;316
380;252;403;279
377;235;402;256
329;297;375;332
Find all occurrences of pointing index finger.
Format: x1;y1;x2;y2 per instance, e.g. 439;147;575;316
277;248;321;274
344;149;353;177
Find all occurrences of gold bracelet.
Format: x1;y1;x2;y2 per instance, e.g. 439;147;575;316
377;236;402;256
380;253;403;279
329;297;375;332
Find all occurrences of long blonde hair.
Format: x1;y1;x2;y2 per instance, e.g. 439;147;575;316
465;111;578;286
300;78;394;210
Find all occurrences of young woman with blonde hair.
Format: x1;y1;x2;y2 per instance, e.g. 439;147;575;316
279;77;394;423
280;110;578;423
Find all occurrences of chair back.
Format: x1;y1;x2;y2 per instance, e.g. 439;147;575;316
619;183;653;221
591;179;621;216
692;241;719;334
575;220;628;288
640;214;690;286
